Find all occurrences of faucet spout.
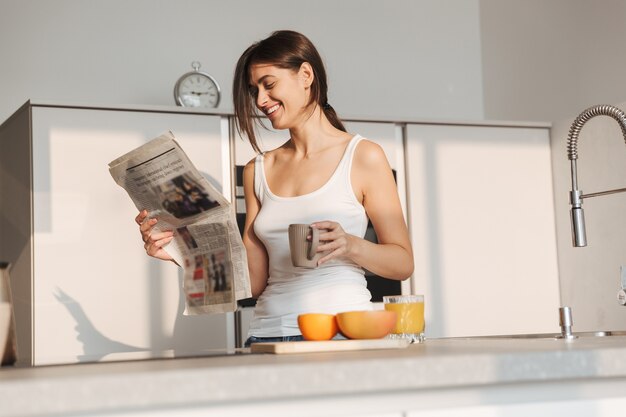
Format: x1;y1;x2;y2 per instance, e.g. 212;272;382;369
567;104;626;247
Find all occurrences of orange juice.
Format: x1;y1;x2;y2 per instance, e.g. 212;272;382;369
384;301;424;334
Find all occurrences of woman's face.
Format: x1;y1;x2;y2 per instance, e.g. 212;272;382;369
249;63;312;130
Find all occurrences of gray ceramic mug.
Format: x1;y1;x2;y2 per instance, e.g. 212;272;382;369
288;224;321;268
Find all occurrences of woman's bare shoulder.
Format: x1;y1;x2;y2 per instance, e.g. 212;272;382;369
354;138;389;168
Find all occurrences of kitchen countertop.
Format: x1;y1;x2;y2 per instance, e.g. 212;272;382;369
2;334;626;416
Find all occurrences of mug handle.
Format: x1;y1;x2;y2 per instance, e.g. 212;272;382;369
307;227;320;260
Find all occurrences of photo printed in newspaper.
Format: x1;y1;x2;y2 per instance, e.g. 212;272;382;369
108;131;251;314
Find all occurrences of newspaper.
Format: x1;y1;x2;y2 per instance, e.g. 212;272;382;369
108;131;251;314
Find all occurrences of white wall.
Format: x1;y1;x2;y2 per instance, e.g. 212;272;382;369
4;1;626;126
480;0;626;122
0;0;483;124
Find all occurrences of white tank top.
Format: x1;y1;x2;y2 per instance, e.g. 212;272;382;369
248;134;373;337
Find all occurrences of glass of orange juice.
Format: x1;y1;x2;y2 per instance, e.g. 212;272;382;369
383;294;425;343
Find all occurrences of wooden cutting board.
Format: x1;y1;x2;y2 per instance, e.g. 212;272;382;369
250;338;411;354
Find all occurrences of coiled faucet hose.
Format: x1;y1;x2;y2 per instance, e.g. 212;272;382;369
567;104;626;160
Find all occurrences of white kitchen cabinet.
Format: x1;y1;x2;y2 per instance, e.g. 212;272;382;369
405;122;561;338
0;102;235;365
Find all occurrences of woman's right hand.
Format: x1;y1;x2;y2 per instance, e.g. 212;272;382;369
135;210;175;261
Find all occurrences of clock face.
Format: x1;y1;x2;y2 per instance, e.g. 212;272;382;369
176;73;220;108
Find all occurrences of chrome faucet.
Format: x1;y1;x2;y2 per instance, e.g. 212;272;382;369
567;105;626;306
567;104;626;247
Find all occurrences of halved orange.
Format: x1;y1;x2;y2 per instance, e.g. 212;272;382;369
336;310;396;339
297;313;338;341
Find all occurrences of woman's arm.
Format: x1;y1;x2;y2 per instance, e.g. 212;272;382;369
242;159;270;297
315;140;414;280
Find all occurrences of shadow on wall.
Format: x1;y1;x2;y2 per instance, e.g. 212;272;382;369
54;288;144;362
54;270;226;362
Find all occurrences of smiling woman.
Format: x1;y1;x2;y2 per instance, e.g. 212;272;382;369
232;30;345;154
138;30;414;347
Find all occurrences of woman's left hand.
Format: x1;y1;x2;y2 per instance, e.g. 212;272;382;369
311;221;356;265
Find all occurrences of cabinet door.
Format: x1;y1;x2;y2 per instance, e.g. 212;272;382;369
406;124;560;338
31;107;233;364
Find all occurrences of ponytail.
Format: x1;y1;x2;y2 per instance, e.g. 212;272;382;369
322;102;346;132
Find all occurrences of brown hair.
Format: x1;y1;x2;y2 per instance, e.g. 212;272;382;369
232;30;346;153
